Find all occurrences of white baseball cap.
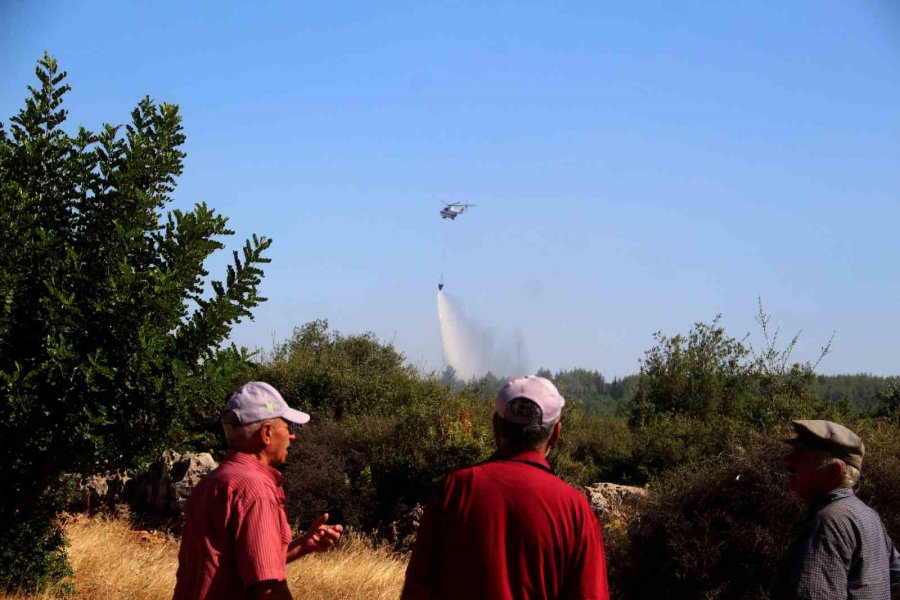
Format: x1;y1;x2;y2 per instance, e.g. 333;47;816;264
223;382;310;426
496;376;565;425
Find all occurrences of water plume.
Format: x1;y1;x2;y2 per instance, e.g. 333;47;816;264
437;290;529;380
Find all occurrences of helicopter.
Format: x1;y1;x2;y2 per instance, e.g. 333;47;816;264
439;202;475;220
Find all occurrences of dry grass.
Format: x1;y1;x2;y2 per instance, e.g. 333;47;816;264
2;516;407;599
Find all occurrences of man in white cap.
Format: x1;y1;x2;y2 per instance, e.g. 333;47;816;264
401;376;609;600
173;382;343;600
773;419;900;599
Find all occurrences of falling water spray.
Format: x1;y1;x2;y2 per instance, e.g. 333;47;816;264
437;290;529;380
437;290;482;380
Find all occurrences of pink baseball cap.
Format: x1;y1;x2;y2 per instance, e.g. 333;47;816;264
496;376;565;425
223;381;310;426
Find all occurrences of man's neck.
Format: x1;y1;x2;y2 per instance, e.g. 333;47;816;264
806;486;852;509
229;447;275;467
493;443;550;461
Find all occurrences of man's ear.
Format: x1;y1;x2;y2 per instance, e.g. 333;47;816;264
826;459;845;485
548;420;562;449
259;420;274;445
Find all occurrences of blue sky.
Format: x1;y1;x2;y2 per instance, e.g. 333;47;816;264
3;1;899;377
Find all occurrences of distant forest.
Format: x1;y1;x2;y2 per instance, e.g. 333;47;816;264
440;367;900;418
439;367;638;417
813;373;900;412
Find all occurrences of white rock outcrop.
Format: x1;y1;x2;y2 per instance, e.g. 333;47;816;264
585;482;646;524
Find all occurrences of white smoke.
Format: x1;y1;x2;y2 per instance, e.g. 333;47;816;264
437;290;529;380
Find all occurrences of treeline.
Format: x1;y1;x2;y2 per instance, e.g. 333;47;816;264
815;373;900;412
438;367;638;417
439;368;899;418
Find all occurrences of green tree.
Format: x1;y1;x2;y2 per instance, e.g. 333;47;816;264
629;316;756;426
746;304;833;429
257;319;449;419
875;384;900;424
627;309;831;477
548;367;634;417
0;54;270;592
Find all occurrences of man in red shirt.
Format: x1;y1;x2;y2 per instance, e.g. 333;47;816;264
173;381;343;600
401;376;610;600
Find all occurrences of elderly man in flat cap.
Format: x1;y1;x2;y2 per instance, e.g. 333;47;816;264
401;376;609;600
773;419;900;599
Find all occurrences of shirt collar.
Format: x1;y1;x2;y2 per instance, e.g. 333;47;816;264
488;447;552;469
223;450;284;486
809;487;854;514
824;487;854;502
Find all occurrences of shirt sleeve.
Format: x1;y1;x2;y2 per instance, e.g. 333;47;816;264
565;500;610;600
234;498;291;588
400;480;445;600
790;515;854;600
890;539;900;588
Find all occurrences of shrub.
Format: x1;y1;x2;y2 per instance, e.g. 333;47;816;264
629;316;756;427
282;386;495;534
555;412;637;486
282;418;374;532
617;423;900;600
853;419;900;542
625;311;845;479
347;395;495;531
620;434;801;599
0;481;75;595
629;412;747;482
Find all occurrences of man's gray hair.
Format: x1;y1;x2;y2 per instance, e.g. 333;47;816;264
221;410;272;448
498;398;557;448
819;454;861;489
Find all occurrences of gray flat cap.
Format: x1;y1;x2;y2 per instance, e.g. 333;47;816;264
784;420;864;470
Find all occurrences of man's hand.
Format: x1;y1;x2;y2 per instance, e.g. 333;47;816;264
287;513;344;562
253;580;293;600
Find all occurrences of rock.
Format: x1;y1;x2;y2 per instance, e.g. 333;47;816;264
585;482;646;525
131;451;217;515
74;471;131;514
77;474;108;513
67;451;217;518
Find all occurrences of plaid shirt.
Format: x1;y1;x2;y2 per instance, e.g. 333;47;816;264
774;488;900;600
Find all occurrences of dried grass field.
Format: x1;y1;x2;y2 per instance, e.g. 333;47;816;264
2;517;408;600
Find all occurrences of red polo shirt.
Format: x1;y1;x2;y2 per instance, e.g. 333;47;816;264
172;451;293;600
402;449;609;600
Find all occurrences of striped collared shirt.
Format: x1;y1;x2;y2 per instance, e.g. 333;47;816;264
173;451;293;600
774;488;900;600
